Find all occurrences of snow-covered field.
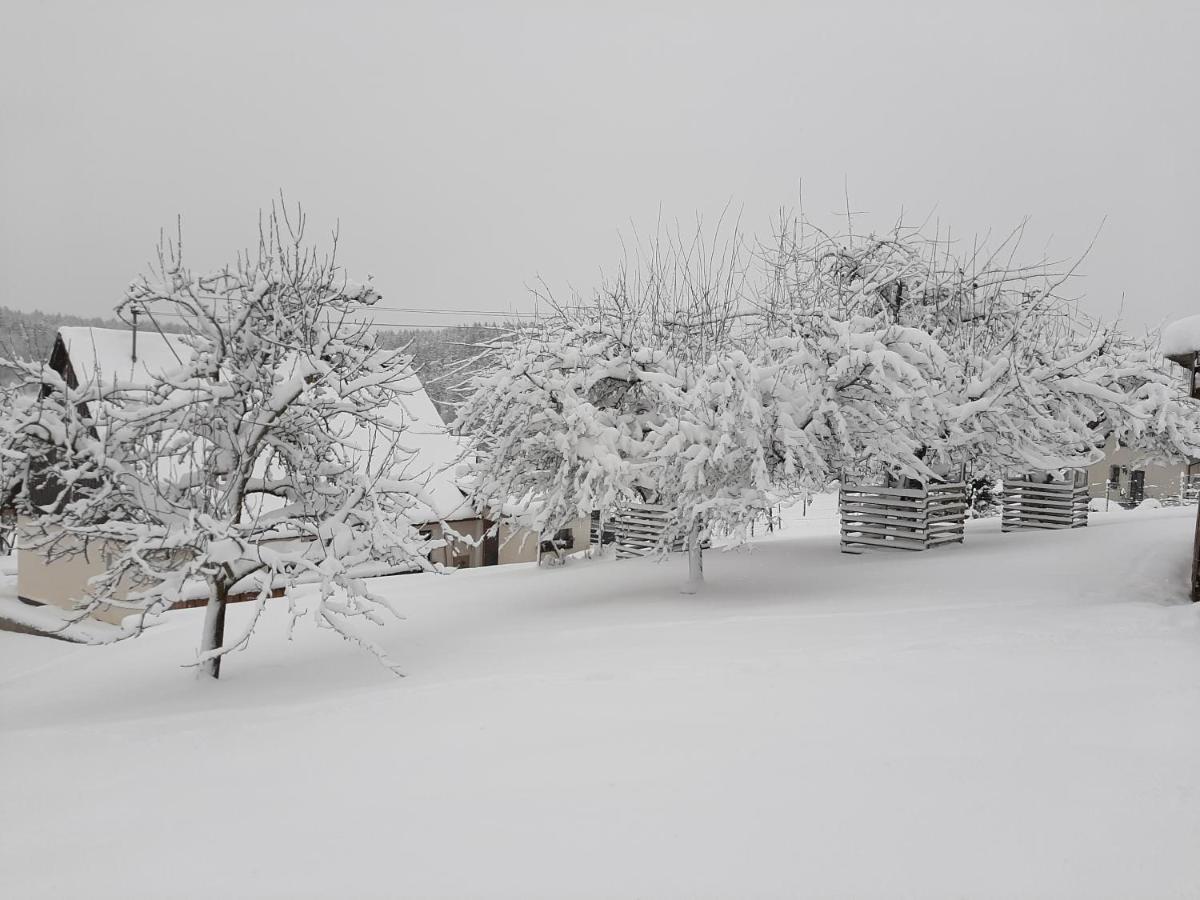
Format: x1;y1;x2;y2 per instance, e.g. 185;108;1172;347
3;499;1199;899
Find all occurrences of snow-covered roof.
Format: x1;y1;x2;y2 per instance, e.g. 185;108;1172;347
356;373;473;522
1162;315;1200;359
56;327;472;524
58;326;193;389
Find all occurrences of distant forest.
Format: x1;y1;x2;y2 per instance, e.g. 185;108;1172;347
0;305;505;423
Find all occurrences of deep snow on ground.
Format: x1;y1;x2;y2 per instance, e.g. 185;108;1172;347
2;501;1200;899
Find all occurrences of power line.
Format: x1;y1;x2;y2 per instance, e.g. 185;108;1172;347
127;295;538;319
141;310;520;330
140;307;534;323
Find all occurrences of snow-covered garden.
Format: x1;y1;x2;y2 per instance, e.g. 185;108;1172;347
2;201;1198;899
3;500;1199;899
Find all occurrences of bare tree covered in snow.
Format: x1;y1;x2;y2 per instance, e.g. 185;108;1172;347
457;209;1200;588
455;221;765;587
760;215;1200;481
0;205;442;677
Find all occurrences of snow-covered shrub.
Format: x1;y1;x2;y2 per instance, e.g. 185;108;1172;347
965;477;1001;518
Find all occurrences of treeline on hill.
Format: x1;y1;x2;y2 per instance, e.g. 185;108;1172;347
0;305;504;419
377;323;508;423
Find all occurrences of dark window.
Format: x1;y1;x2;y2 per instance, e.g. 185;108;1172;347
1129;470;1146;503
539;527;574;554
482;525;499;567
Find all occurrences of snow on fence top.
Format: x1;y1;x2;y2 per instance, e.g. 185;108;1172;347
1162;314;1200;359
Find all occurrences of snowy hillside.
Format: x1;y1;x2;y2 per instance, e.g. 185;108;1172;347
2;501;1199;899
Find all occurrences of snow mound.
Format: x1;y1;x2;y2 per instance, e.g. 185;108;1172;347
0;593;132;643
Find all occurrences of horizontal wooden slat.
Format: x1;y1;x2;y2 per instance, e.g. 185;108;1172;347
1003;481;1077;493
840;485;931;500
841;508;929;523
841;496;929;512
842;522;930;540
840;534;929;551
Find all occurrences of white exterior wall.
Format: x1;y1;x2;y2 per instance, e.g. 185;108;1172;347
1086;436;1199;502
497;517;591;565
427;516;590;568
497;523;539;565
15;519;135;625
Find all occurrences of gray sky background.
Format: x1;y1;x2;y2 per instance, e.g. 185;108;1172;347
2;1;1196;332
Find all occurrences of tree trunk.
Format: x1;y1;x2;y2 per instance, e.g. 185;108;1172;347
199;580;228;679
682;522;704;594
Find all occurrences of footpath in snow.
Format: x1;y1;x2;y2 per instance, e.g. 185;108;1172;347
2;500;1199;899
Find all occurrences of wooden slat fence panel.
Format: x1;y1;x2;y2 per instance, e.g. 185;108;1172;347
840;482;967;554
609;505;687;559
1001;478;1088;531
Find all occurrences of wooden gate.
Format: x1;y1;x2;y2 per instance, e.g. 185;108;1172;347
839;482;967;553
1001;474;1088;532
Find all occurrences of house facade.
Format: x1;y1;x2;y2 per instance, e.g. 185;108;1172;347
424;517;591;569
1086;435;1200;505
1086;345;1200;505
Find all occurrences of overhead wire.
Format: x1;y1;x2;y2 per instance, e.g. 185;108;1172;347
141;310;523;330
135;299;538;330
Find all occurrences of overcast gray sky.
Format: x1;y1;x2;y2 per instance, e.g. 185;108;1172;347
2;1;1196;332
